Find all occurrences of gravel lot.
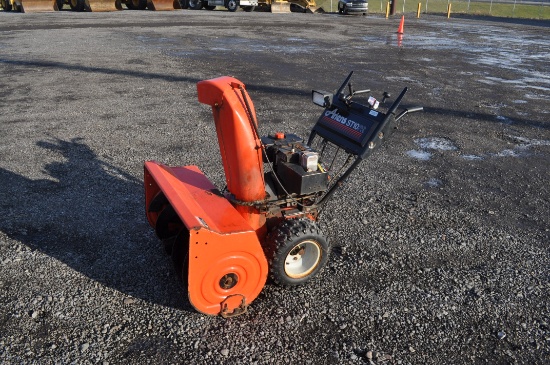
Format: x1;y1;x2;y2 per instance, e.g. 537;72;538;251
1;10;549;364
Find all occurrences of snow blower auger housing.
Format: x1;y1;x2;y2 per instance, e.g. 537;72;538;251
144;72;422;317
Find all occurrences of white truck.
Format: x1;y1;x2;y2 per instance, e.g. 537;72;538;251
185;0;258;11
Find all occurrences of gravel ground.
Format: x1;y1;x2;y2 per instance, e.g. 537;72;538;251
0;10;549;364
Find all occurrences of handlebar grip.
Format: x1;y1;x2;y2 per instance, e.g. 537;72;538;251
407;106;424;113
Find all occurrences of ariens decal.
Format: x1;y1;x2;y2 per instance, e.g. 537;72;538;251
324;109;367;134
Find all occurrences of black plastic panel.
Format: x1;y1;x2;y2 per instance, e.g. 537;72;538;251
311;103;386;156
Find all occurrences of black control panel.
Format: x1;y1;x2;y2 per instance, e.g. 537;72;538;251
310;102;387;156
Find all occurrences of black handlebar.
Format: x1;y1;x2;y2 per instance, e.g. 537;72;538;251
395;106;424;121
407;106;424;113
322;71;423;124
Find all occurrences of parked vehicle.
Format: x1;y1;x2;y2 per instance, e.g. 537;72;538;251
338;0;367;15
2;0;179;12
187;0;258;11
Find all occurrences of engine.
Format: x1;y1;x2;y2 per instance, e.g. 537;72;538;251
261;133;329;197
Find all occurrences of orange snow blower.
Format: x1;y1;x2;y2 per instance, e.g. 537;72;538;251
144;72;422;317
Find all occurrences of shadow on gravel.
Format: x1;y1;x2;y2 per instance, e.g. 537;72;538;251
0;58;307;97
0;137;194;312
426;106;549;130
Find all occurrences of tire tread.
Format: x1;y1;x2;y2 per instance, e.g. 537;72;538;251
266;218;329;286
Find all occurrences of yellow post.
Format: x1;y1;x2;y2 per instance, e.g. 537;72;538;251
417;2;421;17
385;1;390;18
447;3;451;18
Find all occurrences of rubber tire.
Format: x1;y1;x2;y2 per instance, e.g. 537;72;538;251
289;3;304;12
126;0;147;9
266;218;330;286
242;5;254;11
69;0;86;11
225;0;237;12
179;0;189;8
56;0;64;10
136;0;147;9
2;0;13;11
188;0;202;9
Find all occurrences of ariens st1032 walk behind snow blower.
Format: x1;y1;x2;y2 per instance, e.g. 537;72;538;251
144;72;422;317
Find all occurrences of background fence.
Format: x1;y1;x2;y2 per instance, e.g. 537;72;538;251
318;0;550;20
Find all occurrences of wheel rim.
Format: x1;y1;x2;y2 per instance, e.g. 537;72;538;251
284;240;321;279
228;0;235;8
